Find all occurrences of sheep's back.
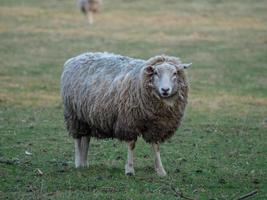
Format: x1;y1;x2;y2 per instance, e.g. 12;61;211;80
61;52;144;135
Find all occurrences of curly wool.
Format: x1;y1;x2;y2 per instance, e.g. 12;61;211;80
61;52;188;143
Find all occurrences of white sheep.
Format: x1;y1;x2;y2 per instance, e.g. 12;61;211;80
61;52;191;176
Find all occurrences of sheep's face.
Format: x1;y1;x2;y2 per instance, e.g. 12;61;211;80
146;63;180;98
144;56;192;99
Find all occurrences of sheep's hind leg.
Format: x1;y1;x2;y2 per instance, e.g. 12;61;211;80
152;143;167;176
125;141;135;176
87;11;94;24
75;136;90;168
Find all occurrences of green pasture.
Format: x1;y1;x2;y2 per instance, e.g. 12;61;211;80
0;0;266;199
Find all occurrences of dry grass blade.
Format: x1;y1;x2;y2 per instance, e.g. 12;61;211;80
236;190;258;200
36;168;44;176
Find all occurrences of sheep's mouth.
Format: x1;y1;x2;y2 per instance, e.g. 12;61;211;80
160;92;174;99
160;91;178;99
161;92;170;98
153;90;176;100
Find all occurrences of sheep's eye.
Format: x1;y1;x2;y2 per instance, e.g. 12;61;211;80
173;72;177;76
154;71;158;76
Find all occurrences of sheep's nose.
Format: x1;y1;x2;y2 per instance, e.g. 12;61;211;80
161;88;170;93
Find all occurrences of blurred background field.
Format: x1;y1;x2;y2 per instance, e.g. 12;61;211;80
0;0;266;199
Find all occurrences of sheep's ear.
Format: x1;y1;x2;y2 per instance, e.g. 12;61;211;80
145;65;154;75
178;63;192;70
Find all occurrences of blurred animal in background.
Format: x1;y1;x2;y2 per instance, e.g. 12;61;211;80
77;0;102;24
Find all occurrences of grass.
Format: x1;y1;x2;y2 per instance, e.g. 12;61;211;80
0;0;266;199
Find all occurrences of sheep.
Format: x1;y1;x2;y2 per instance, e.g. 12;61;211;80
61;52;192;176
77;0;102;24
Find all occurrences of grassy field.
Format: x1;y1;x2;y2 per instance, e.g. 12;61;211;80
0;0;267;199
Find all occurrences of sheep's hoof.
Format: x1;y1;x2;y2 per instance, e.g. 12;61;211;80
156;168;167;177
125;164;135;176
75;163;89;168
126;172;134;176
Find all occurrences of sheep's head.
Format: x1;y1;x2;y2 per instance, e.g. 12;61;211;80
144;55;192;99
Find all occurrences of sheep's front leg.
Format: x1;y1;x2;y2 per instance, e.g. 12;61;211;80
125;141;135;176
74;136;90;168
152;143;167;176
